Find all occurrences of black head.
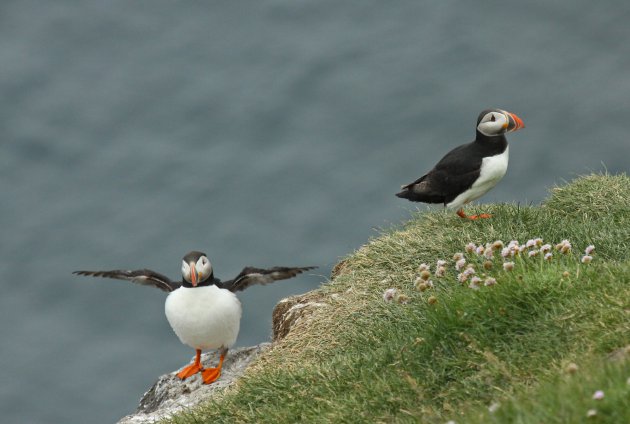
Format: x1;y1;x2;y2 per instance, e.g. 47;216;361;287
476;108;525;138
181;251;214;287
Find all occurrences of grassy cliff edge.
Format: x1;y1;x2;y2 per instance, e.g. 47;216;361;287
168;174;630;423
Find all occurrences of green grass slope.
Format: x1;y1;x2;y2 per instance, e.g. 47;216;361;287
167;174;630;424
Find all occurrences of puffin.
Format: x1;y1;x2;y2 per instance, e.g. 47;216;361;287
74;251;315;384
396;108;525;219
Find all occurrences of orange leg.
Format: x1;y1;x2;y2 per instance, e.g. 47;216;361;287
177;349;203;380
201;349;227;385
456;209;492;220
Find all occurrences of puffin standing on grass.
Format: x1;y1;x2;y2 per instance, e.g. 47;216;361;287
74;251;315;384
396;108;525;219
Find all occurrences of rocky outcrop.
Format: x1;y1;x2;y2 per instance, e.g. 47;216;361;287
118;344;270;424
117;290;331;423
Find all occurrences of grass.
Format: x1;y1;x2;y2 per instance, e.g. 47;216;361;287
165;174;630;424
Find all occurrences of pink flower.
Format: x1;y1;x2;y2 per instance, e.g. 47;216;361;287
501;247;512;258
484;277;497;286
585;245;595;255
453;252;464;261
435;266;446;278
418;263;430;272
469;276;482;289
463;266;476;276
544;252;553;261
455;258;466;271
581;255;593;264
457;273;468;283
465;243;476;253
526;239;536;248
475;245;485;255
592;390;604;400
528;250;539;258
540;244;552;253
484;246;494;259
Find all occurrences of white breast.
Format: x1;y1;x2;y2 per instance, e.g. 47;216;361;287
447;146;509;209
164;285;242;351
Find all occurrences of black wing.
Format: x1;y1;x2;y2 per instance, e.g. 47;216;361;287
396;142;482;204
219;266;317;292
73;269;180;293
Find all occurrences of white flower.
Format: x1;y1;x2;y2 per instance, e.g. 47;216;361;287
503;262;515;271
484;247;494;259
501;247;512;258
508;240;519;249
453;252;464;261
585;245;595;255
484;277;497;286
475;245;485;255
463;266;476;276
488;402;500;413
465;243;476;253
544;252;553;261
455;258;466;270
457;273;468;283
540;244;552;253
492;240;504;250
592;390;604;400
581;255;593;264
534;238;543;246
528;250;539;258
436;259;447;267
383;288;397;302
587;409;597;418
526;239;536;248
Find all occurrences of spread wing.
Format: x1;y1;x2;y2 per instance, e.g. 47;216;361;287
73;269;180;293
219;266;317;292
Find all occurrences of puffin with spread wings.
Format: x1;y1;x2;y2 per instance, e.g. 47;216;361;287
74;251;315;384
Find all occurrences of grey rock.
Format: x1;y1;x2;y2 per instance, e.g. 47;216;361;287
118;343;270;424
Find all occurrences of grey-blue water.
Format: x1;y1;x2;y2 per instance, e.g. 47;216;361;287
2;1;629;422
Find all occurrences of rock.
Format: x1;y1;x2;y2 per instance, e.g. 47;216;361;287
118;343;270;424
272;294;328;341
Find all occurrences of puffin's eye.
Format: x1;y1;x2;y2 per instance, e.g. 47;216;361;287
490;114;495;122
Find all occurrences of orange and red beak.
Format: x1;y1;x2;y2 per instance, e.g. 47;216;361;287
505;111;525;133
190;262;198;287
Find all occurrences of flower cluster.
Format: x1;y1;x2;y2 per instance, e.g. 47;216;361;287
411;238;595;294
384;239;596;305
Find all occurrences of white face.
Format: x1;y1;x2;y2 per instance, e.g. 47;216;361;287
476;110;509;137
181;255;213;284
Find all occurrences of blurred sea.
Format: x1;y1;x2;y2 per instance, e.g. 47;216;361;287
1;1;629;422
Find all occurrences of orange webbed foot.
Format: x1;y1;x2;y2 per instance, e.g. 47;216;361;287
456;209;492;220
201;367;221;384
177;362;203;380
176;349;203;380
200;350;226;385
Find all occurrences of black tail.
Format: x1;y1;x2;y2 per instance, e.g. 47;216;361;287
395;185;443;204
